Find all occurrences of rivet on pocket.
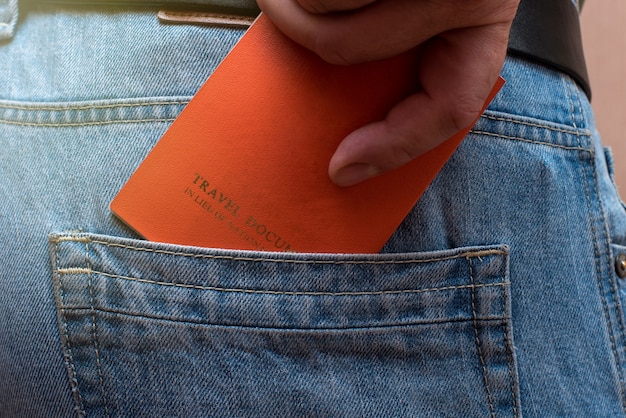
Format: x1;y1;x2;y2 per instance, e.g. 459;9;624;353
616;253;626;279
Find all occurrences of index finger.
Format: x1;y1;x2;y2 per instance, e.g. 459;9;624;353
257;0;516;65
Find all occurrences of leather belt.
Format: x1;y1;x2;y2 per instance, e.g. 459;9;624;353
508;0;591;99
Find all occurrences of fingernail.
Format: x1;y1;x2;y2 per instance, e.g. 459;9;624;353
332;163;381;187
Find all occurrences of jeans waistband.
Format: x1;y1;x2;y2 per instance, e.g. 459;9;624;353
0;0;260;40
2;0;591;129
6;0;588;100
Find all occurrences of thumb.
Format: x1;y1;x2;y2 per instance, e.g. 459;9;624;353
329;26;509;187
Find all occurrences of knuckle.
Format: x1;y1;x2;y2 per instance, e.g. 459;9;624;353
445;95;484;133
384;127;427;170
394;144;421;167
385;136;428;171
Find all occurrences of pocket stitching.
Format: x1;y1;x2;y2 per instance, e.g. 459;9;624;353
469;257;497;418
51;234;506;266
480;113;590;136
469;129;588;152
53;239;87;415
57;267;508;297
85;240;111;418
501;274;520;417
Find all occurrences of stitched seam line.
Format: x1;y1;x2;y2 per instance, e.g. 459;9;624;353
579;124;622;391
588;114;626;410
0;100;190;111
0;118;176;127
569;81;626;411
470;258;496;418
60;305;508;330
578;78;626;408
51;236;506;266
86;241;110;418
502;282;519;417
574;85;626;411
56;267;507;297
469;130;588;151
55;241;86;415
480;113;591;135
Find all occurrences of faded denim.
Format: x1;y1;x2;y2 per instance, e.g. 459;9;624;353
1;1;625;417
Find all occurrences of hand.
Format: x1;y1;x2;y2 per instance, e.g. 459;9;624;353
256;0;520;186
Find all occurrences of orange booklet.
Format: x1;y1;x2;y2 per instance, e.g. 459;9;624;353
111;15;504;254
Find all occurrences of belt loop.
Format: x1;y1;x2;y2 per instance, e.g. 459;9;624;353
0;0;18;40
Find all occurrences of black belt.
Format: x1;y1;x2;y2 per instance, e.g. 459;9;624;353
509;0;591;99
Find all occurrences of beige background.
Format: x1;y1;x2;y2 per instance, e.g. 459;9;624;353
581;0;626;193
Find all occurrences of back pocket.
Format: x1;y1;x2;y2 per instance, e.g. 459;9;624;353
50;232;519;417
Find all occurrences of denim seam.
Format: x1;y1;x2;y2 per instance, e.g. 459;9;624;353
0;100;190;111
573;70;626;367
584;96;626;410
469;258;496;418
469;130;588;152
0;118;177;127
56;267;508;297
59;306;508;330
480;113;589;135
567;80;626;411
583;120;626;409
0;102;578;131
53;241;87;416
501;272;519;417
588;122;626;413
580;142;626;408
51;235;506;265
85;241;111;418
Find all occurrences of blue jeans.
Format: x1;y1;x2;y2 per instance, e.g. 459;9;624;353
1;2;625;417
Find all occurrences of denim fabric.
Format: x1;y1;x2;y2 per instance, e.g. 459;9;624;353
1;2;625;418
